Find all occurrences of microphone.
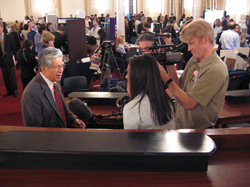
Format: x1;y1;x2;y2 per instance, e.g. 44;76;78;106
116;94;130;108
68;98;99;125
234;51;248;61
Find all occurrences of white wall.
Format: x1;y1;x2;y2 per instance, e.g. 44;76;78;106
0;0;26;22
61;0;85;18
31;0;55;19
88;0;115;17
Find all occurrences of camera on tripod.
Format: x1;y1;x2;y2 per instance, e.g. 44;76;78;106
102;40;114;50
147;33;188;65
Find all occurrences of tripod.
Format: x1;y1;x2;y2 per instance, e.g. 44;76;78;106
99;47;123;91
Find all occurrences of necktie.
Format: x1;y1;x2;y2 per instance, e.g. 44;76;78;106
54;83;67;127
0;36;4;58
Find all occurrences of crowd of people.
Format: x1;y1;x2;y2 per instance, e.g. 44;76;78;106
0;12;249;130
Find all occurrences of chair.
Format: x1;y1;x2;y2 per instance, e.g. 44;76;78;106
63;76;90;97
115;57;125;73
227;75;241;91
130;36;137;44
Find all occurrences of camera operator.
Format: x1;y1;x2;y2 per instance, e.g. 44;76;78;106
136;32;154;54
158;19;229;129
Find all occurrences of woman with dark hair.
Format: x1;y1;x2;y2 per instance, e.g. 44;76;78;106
17;39;38;89
123;55;175;129
97;28;109;45
87;36;99;57
97;29;109;58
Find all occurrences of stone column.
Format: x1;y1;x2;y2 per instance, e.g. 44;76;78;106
116;0;125;38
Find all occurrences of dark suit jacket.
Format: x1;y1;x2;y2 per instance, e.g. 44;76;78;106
21;73;76;128
222;19;227;27
52;32;68;54
28;30;37;53
0;33;17;67
9;32;20;52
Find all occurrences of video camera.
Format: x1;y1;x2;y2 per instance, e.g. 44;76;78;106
147;34;188;65
102;40;114;50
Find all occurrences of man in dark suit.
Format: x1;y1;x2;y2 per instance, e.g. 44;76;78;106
28;24;37;54
222;15;229;27
0;23;18;97
52;26;68;54
21;47;85;128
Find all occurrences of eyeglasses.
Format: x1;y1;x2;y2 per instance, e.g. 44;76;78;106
52;64;66;70
140;46;149;52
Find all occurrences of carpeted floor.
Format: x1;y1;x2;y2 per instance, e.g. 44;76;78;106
0;68;23;126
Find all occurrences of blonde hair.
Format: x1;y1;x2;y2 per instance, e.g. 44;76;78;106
180;19;214;44
115;35;125;49
40;31;55;44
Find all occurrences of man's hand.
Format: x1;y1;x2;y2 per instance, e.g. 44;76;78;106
72;119;86;128
157;61;170;82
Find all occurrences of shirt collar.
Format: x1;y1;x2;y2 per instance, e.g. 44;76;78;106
198;50;217;69
40;72;54;91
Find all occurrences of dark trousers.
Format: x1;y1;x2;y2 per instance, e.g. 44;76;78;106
1;64;18;93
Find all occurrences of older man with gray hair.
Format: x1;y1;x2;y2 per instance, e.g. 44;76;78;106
21;47;85;128
158;19;229;129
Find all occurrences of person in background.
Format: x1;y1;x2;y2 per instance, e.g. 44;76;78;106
222;15;229;27
214;19;222;46
86;36;99;57
21;24;29;40
157;13;162;23
85;16;90;32
179;14;185;26
17;39;37;89
2;22;8;34
215;24;229;56
27;21;31;31
98;28;109;45
159;16;166;30
114;35;126;57
37;31;55;55
162;20;176;43
21;47;86;128
89;18;101;45
0;23;18;97
158;19;229;129
162;33;173;48
30;15;34;22
34;25;46;54
27;24;37;54
219;21;240;50
245;15;250;35
234;24;247;47
23;16;30;25
123;55;175;130
142;21;152;33
14;20;20;32
9;26;21;52
46;22;52;32
52;26;68;54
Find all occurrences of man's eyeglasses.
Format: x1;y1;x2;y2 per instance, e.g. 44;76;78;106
140;46;149;52
52;64;66;70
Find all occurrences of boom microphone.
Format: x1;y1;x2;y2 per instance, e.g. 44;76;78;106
234;51;248;61
68;98;98;125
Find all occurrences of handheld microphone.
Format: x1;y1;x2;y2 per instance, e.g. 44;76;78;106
234;51;248;61
116;94;130;108
68;98;99;125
